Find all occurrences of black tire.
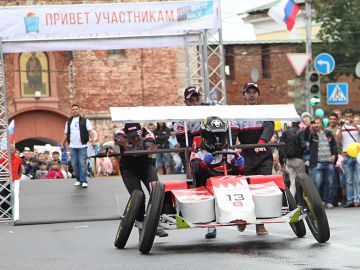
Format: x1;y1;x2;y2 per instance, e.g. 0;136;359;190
114;190;144;249
138;181;165;254
296;173;330;243
284;186;306;238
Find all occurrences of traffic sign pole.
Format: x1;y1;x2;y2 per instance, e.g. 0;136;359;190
305;0;312;115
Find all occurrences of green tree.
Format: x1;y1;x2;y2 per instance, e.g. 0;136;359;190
313;0;360;78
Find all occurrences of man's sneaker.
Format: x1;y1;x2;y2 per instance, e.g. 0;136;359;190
74;181;81;186
82;182;88;188
325;203;334;209
343;202;354;208
256;224;268;236
205;227;217;239
155;229;168;237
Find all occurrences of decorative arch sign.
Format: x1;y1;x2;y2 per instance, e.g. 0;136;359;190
0;0;220;53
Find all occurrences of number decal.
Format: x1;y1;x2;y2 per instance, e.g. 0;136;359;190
226;194;244;201
226;194;244;206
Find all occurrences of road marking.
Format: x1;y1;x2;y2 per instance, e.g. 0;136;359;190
74;225;88;229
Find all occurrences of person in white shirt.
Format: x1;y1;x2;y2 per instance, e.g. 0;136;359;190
336;109;360;207
61;104;94;188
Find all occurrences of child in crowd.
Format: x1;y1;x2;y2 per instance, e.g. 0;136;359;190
35;161;49;179
24;157;39;179
61;162;72;179
47;161;64;179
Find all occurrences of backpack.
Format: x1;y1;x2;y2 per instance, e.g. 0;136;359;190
284;128;300;158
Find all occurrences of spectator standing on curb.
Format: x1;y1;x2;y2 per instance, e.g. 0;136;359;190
47;161;65;179
300;112;312;173
0;144;22;182
43;144;53;165
231;82;274;236
336;109;360;207
61;104;94;188
22;146;31;167
168;128;182;173
154;122;171;175
327;112;344;206
51;150;61;167
35;161;48;179
279;121;306;197
0;144;22;213
24;157;39;179
308;117;337;208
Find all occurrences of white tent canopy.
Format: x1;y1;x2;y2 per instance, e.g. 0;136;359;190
110;104;300;123
0;0;220;53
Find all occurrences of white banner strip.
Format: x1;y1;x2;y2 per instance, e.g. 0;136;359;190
0;0;219;52
2;33;201;53
110;104;300;123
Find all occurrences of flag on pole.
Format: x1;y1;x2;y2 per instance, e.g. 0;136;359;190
268;0;300;31
9;120;15;143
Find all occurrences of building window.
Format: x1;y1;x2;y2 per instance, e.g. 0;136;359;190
261;45;270;79
225;46;234;80
19;52;50;97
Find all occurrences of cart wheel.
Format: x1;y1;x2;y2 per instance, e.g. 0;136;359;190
114;190;144;249
285;186;306;238
138;181;165;254
296;173;330;243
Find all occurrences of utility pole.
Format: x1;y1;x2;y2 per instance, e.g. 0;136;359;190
305;0;313;114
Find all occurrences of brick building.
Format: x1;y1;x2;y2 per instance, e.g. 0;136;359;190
222;41;360;113
3;0;360;150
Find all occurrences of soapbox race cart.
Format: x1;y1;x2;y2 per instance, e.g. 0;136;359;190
109;105;330;254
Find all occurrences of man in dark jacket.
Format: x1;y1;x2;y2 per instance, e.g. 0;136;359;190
231;82;274;235
279;121;306;197
308;117;337;208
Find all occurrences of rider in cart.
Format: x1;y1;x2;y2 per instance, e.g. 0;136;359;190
190;116;245;239
115;123;170;237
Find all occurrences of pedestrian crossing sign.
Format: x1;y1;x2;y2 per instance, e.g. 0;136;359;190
327;83;348;105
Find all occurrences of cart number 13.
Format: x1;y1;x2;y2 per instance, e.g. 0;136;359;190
226;194;244;206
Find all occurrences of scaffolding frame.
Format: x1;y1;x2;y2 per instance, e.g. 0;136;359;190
184;29;227;104
0;28;226;224
0;38;13;222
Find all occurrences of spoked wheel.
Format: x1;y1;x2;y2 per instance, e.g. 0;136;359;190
296;173;330;243
138;181;165;254
284;186;306;238
114;190;144;249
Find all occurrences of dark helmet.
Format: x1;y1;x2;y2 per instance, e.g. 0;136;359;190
200;116;228;153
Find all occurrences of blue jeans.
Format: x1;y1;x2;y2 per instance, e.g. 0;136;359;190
70;147;88;183
309;162;335;203
156;153;171;169
343;156;360;203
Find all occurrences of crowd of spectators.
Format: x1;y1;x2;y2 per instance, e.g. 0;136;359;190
274;108;360;209
16;144;74;180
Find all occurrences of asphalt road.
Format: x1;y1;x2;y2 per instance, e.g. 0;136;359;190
1;207;360;270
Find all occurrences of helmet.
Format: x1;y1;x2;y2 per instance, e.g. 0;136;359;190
200;116;228;153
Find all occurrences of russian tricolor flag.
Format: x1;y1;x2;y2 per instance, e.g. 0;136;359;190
9;120;15;143
268;0;300;31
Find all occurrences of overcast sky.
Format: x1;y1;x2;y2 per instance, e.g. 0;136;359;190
220;0;276;41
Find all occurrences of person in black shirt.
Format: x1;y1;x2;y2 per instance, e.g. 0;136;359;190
115;123;168;237
231;82;274;236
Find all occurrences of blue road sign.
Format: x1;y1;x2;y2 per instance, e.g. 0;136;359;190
314;53;335;75
327;83;348;105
